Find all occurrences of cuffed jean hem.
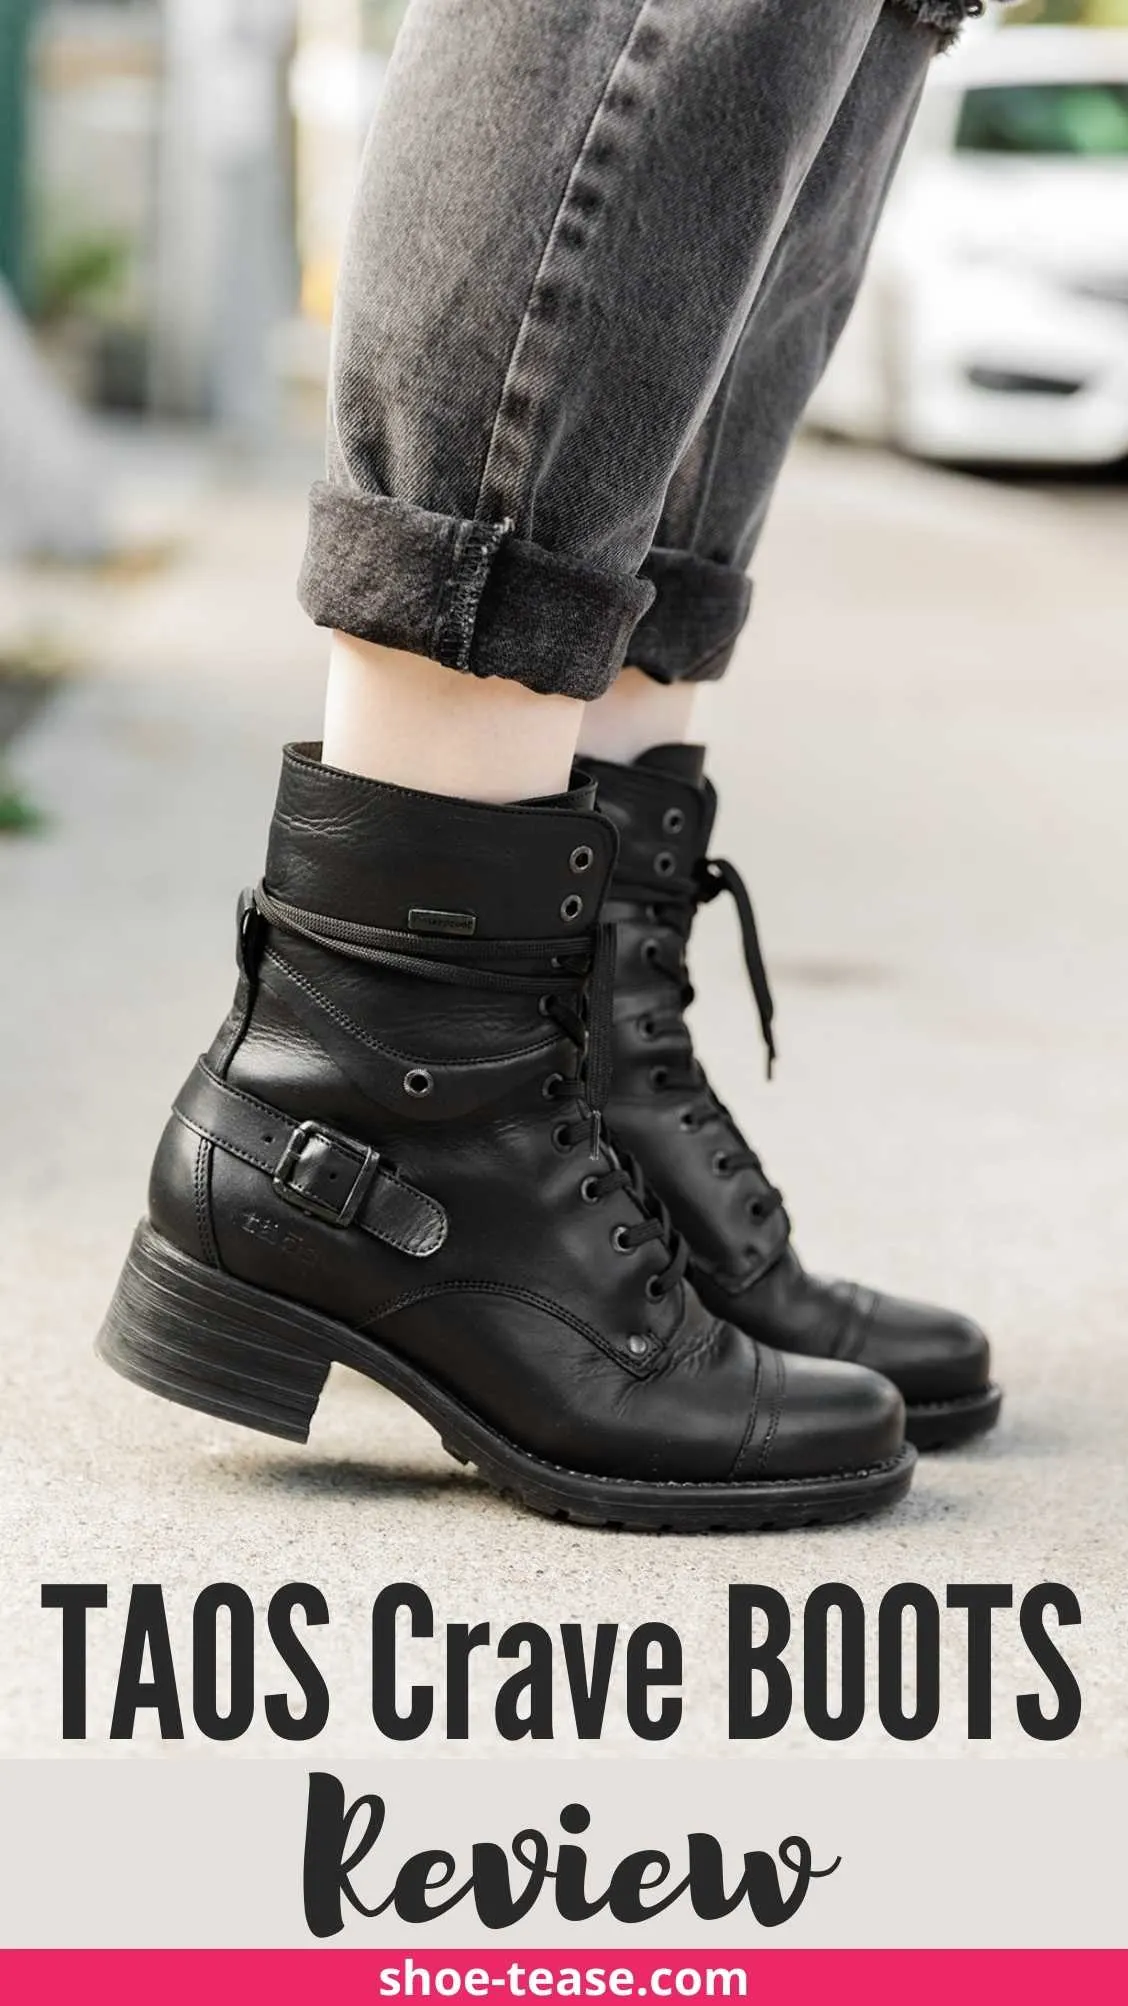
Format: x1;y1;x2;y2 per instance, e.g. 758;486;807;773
627;549;753;686
298;482;655;702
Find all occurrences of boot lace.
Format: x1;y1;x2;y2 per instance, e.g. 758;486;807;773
618;854;786;1226
252;882;689;1301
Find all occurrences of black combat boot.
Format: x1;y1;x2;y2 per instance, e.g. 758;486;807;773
97;744;913;1530
588;745;1001;1452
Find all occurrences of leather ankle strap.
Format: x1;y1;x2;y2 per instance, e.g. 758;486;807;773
173;1061;447;1257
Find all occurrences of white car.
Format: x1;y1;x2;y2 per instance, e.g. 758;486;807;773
809;26;1128;465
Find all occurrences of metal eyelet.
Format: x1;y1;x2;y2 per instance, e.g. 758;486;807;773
569;844;594;874
712;1151;733;1178
644;1275;665;1302
542;1072;564;1100
654;851;676;878
648;1065;669;1091
580;1175;602;1204
662;807;685;836
553;1122;575;1152
537;994;554;1018
678;1109;697;1132
626;1333;651;1358
637;1014;656;1041
641;938;661;968
560;893;584;922
403;1067;434;1097
611;1224;632;1252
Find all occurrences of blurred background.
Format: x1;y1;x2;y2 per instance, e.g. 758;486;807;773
1;2;1127;1735
0;0;408;427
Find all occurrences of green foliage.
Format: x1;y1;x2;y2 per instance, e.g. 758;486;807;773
0;774;44;836
32;230;131;329
0;641;67;837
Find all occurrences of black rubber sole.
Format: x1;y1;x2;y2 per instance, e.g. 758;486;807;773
905;1382;1002;1452
96;1221;916;1534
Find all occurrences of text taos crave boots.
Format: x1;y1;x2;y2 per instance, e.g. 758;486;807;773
588;745;1001;1452
97;744;914;1530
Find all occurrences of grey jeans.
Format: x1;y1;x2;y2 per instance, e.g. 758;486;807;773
298;0;988;702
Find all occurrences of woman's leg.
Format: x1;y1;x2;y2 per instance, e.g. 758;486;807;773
303;0;892;801
571;666;700;767
322;636;584;802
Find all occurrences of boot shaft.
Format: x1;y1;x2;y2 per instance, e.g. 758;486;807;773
585;743;715;919
152;745;624;1299
221;744;618;1125
266;743;616;941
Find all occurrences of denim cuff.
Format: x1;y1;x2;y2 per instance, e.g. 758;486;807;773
627;548;753;686
298;483;654;702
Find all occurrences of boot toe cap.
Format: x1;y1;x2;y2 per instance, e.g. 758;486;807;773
738;1349;906;1481
850;1289;991;1404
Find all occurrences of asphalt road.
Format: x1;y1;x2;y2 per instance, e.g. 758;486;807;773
1;437;1125;1759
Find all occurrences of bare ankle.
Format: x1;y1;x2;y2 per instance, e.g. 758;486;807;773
578;667;699;766
323;632;584;804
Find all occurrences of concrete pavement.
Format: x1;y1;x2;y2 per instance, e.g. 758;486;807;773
1;438;1125;1758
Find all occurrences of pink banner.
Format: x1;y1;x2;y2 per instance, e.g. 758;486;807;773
2;1951;1126;2004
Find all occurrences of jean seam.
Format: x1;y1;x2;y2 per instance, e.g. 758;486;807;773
429;514;514;672
683;352;743;557
472;0;670;534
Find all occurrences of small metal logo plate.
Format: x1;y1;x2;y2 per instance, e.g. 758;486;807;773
407;907;477;938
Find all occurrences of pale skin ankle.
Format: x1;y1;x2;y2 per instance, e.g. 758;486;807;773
323;631;584;804
577;666;699;766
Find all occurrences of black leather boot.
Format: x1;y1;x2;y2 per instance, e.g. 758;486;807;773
97;744;914;1530
588;745;1001;1452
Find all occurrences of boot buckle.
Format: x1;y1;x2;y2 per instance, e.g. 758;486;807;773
272;1120;379;1229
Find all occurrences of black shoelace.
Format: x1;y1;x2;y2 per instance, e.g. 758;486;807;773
619;854;786;1227
253;882;689;1301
